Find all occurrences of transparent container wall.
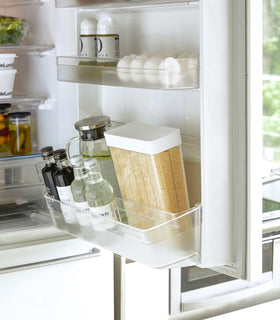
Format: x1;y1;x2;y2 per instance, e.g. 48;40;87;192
0;196;52;235
45;195;201;268
56;0;199;9
0;17;28;46
0;158;42;190
0;157;53;235
57;57;199;90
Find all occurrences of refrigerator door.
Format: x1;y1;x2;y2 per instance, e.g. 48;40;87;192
53;0;263;280
0;0;264;282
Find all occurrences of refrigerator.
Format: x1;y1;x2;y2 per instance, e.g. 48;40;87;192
0;0;278;319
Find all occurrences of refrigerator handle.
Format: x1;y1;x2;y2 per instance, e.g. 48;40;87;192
0;248;100;274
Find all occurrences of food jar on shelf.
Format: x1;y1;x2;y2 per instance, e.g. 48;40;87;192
0;103;11;153
9;112;31;155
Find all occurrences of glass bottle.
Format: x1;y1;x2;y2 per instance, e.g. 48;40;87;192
53;149;79;233
41;146;59;200
0;103;11;153
70;155;91;229
84;158;120;227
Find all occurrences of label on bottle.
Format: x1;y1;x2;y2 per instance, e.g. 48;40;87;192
75;201;90;226
97;35;120;59
57;186;77;223
90;199;120;220
80;35;97;58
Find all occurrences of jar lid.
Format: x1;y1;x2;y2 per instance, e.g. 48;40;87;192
41;146;54;158
53;149;67;161
9;112;31;119
97;16;118;35
80;17;97;35
75;116;110;131
0;103;11;110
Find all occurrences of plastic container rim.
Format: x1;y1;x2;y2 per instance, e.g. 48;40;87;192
44;193;201;233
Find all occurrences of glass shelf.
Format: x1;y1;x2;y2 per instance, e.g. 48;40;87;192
0;45;54;55
0;0;46;7
45;194;201;268
0;96;49;107
56;0;198;9
0;152;41;162
57;56;199;90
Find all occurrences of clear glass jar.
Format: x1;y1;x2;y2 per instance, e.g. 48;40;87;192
9;112;31;155
0;103;11;153
66;116;121;197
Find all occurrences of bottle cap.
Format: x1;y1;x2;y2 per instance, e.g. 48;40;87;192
41;146;54;158
80;17;97;35
84;158;99;171
97;16;118;35
53;149;67;161
74;115;110;131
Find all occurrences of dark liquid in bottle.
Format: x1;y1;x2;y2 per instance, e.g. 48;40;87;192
42;164;59;200
53;167;74;187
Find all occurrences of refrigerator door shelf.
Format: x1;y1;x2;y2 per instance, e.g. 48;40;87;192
57;56;199;90
45;194;201;269
56;0;199;9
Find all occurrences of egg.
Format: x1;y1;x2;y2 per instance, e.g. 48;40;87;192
158;57;182;87
144;57;162;85
117;58;132;82
130;56;147;83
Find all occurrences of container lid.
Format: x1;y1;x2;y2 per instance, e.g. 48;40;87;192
104;122;181;155
41;146;54;158
0;53;17;58
0;103;11;110
53;149;67;161
80;17;97;35
97;16;118;35
9;112;31;119
75;115;110;131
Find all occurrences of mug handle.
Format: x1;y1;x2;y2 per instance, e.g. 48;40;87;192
65;136;79;166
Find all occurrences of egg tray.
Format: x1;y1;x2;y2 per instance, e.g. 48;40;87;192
56;56;199;90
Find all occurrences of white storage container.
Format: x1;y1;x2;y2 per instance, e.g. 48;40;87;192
104;122;190;217
0;69;17;99
0;54;17;69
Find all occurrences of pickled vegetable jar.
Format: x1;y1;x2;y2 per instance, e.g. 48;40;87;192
9;112;31;155
0;103;11;153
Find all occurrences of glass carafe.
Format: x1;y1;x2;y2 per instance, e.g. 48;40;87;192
66;116;121;198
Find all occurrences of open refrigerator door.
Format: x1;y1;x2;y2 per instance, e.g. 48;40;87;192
0;0;275;319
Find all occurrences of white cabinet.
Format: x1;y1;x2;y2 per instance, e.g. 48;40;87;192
0;240;113;320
